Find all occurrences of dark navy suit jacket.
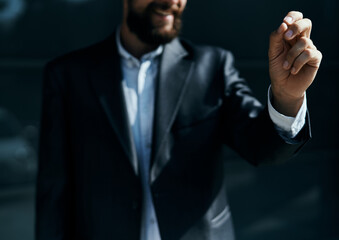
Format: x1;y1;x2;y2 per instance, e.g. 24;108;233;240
35;33;311;240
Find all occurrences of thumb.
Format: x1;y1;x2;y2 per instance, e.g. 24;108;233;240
268;22;288;60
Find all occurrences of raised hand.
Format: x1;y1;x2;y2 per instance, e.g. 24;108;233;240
268;11;322;116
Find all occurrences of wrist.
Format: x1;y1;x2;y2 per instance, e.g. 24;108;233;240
271;88;305;117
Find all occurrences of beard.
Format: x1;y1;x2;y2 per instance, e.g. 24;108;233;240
126;1;183;45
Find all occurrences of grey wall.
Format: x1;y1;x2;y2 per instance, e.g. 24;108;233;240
0;0;338;239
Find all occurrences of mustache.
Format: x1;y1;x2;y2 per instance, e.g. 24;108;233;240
147;2;180;16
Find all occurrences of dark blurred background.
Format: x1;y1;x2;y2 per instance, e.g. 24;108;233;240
0;0;338;239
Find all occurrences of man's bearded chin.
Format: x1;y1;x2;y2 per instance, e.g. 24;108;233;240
126;2;182;45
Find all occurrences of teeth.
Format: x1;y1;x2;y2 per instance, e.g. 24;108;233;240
154;9;172;16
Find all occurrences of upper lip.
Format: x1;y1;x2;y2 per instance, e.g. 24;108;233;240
153;9;173;16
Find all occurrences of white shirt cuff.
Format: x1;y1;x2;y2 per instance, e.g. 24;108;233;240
267;86;307;139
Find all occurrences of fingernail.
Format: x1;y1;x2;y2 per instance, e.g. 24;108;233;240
284;16;293;24
291;67;297;74
283;61;289;69
285;30;293;39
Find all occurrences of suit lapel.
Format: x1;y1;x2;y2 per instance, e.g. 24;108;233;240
89;35;138;176
150;39;194;183
88;36;193;181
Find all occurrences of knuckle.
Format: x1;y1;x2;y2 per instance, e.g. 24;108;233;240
288;10;303;19
289;22;300;32
318;50;323;60
304;49;313;58
299;37;308;46
307;39;315;48
305;18;312;27
292;24;301;34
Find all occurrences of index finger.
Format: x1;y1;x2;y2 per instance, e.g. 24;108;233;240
283;11;303;25
284;18;312;40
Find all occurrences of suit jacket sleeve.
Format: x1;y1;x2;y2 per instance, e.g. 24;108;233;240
220;50;311;165
35;62;73;240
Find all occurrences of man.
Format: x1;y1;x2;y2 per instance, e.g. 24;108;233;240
35;0;322;239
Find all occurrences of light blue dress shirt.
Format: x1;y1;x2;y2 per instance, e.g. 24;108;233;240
116;29;307;240
116;30;163;240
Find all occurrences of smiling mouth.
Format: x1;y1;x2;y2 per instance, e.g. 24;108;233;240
153;9;173;17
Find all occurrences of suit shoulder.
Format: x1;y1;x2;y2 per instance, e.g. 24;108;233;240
45;34;114;71
179;38;233;62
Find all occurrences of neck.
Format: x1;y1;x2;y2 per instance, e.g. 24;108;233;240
120;22;159;59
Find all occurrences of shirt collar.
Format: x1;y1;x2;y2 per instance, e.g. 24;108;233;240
116;26;163;63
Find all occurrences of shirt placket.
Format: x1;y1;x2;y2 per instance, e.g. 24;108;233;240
138;58;161;240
